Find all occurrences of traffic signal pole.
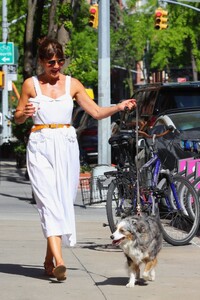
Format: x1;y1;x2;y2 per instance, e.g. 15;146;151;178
163;0;200;12
1;0;10;145
98;0;111;165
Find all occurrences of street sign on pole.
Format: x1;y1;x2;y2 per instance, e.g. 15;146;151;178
0;42;14;65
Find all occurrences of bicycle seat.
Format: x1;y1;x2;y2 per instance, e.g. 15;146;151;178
109;133;132;145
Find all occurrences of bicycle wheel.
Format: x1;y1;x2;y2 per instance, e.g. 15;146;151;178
106;178;135;233
191;175;200;192
157;174;200;246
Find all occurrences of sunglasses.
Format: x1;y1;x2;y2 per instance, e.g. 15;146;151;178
47;58;65;66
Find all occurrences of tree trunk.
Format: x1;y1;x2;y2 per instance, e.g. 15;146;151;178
191;52;198;81
48;0;58;38
127;68;134;97
57;0;72;68
23;0;38;79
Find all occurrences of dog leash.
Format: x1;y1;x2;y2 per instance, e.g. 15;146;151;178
135;103;141;215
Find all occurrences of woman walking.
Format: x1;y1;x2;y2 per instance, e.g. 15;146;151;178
14;37;136;281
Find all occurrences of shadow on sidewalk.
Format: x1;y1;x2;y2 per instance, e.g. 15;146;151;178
77;241;121;253
0;263;65;283
0;263;48;280
0;192;33;203
0;161;29;185
96;277;148;287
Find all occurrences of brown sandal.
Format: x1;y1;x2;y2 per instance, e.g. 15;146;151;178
44;261;55;277
53;265;67;281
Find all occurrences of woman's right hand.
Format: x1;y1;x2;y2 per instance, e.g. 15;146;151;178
23;102;36;117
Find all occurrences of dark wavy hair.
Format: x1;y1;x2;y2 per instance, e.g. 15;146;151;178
37;37;64;61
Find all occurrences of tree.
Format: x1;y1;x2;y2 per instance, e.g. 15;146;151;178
23;0;38;79
48;0;58;38
110;1;153;95
150;2;200;81
63;0;98;88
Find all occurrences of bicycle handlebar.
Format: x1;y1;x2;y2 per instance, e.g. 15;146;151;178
117;107;178;140
119;106;130;129
138;125;176;139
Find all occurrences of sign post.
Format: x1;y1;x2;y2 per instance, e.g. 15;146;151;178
0;42;14;65
98;0;111;165
1;0;12;145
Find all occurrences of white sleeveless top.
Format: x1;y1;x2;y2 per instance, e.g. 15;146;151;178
30;75;74;125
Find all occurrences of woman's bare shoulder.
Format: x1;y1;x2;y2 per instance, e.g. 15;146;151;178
21;76;36;97
70;77;86;100
70;77;84;91
23;76;34;88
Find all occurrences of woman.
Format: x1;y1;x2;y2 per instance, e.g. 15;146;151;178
14;37;136;281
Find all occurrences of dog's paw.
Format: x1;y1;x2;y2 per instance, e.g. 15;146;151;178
148;273;155;281
142;272;155;282
126;281;135;288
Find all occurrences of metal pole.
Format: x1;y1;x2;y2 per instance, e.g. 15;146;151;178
162;0;200;11
98;0;111;165
1;0;10;144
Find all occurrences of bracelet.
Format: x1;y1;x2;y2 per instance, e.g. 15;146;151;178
15;109;27;118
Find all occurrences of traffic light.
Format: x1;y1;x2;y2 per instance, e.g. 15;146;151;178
89;4;98;29
154;8;168;30
0;71;4;88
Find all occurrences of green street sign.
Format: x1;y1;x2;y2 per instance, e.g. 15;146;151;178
0;42;14;65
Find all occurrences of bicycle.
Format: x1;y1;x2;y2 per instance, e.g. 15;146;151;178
105;115;200;246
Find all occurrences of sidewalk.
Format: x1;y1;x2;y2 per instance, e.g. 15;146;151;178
0;160;200;300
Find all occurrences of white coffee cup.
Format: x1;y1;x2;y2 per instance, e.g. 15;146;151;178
28;98;40;116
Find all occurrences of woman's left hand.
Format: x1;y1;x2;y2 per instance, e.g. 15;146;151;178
117;99;137;111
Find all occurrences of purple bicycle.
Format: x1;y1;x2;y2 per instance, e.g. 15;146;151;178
105;124;200;246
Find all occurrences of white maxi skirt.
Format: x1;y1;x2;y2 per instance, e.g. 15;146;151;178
26;126;80;247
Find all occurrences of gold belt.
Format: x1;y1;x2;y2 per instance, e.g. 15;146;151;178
31;124;71;132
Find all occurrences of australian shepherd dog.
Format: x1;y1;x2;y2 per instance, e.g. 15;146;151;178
111;215;162;287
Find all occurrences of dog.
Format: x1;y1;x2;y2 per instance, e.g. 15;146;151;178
111;215;162;288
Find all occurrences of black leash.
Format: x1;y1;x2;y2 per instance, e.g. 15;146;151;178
135;103;141;215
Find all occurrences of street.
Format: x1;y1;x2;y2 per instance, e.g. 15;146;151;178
0;159;200;300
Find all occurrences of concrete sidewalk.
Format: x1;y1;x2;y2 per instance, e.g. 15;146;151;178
0;160;200;300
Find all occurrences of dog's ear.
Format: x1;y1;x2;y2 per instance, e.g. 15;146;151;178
137;224;145;233
131;219;137;226
129;218;138;232
136;220;148;234
130;215;140;226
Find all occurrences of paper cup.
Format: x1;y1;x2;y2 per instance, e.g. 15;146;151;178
28;98;40;116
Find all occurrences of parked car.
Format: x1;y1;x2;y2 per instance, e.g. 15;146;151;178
153;108;200;131
148;108;200;171
72;105;120;165
72;106;98;165
127;81;200;129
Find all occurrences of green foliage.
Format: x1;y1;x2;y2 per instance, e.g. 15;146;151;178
13;143;26;155
12;117;33;145
11;117;33;159
72;0;91;31
1;0;200;99
110;1;154;93
80;164;92;173
63;1;98;87
150;1;200;73
64;28;98;87
56;2;73;28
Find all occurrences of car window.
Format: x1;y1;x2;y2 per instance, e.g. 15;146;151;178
72;110;85;128
87;117;97;128
174;93;200;108
139;90;157;116
155;89;200;113
169;111;200;130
